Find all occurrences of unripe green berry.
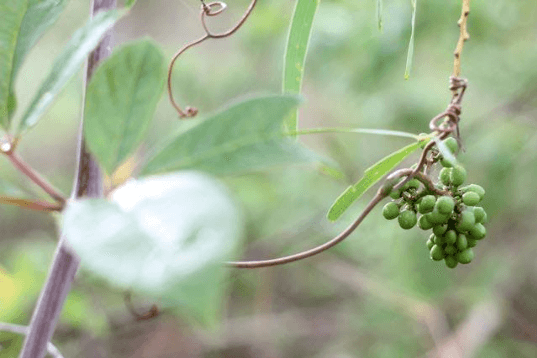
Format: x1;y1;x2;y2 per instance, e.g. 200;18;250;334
426;237;435;250
468;223;486;240
456;248;475;264
405;179;420;190
444;245;457;255
450;165;467;187
456;209;475;232
456;233;468;250
427;209;450;225
389;189;402;200
440;157;454;168
462;191;481;206
418;214;433;230
435;196;455;215
434;234;445;246
418;195;436;214
433;224;448;236
473;207;487;223
382;202;400;220
444;137;459;154
430;245;445;261
445;230;457;245
467;238;477;247
444;255;458;268
439;168;452;186
398;209;417;230
461;184;485;200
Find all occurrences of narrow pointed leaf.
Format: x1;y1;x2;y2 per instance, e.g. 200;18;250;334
84;39;165;175
282;0;319;134
63;172;243;324
16;8;125;135
0;0;67;129
141;95;320;176
404;0;417;79
377;0;383;31
327;140;424;221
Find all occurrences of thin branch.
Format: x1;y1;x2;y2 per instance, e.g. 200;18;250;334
0;323;64;358
5;152;66;204
0;197;62;212
19;1;112;357
452;0;470;78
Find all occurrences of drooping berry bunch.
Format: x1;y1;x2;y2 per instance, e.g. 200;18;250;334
381;137;487;268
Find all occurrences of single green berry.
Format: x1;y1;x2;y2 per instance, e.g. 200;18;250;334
427;209;450;225
430;245;445;261
440;158;454;168
426;237;435;250
450;165;467;187
389;189;402;200
435;196;455;215
444;245;457;255
456;209;475;232
456;233;468;250
467;238;477;247
473;207;487;223
433;224;448;236
418;195;436;214
434;234;445;246
398;209;417;230
418;214;433;230
445;230;457;245
445;255;458;268
382;202;400;220
405;179;421;190
468;223;487;240
444;137;459;153
462;191;481;206
439;168;452;185
456;248;475;264
461;184;485;200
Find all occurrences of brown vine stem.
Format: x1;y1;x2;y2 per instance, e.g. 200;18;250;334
5;151;66;204
453;0;470;79
19;1;111;357
167;0;257;118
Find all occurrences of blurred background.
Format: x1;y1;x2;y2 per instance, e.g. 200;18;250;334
1;0;537;357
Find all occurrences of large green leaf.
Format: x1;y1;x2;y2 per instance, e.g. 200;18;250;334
63;172;243;324
141;95;320;176
0;0;66;129
282;0;319;133
327;140;426;222
16;8;125;135
84;39;165;175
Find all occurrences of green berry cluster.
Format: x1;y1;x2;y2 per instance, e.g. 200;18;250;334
381;137;488;268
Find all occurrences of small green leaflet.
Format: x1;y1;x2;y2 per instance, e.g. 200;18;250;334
16;8;126;135
327;139;427;222
404;0;417;79
282;0;319;134
84;39;166;175
141;95;320;176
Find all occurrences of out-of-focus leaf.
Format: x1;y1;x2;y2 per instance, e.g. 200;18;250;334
404;0;417;79
63;172;243;324
327;140;426;221
141;95;320;176
16;8;125;135
84;39;165;175
377;0;383;31
282;0;319;134
0;0;66;129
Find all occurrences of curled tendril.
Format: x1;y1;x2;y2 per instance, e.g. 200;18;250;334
167;0;258;118
227;77;468;269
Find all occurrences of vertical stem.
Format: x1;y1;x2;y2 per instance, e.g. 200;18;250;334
19;1;116;357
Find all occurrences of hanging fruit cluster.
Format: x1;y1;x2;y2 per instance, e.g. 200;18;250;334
382;137;487;268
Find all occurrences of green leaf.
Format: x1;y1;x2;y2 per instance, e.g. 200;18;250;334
16;8;126;135
404;0;417;79
282;0;319;134
125;0;137;8
0;0;66;129
63;172;243;324
141;95;320;176
377;0;383;31
327;140;424;221
289;127;418;139
84;39;165;175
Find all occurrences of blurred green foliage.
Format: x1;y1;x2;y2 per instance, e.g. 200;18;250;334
2;0;537;357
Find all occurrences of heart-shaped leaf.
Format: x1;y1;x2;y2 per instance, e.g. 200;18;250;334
63;172;243;323
84;39;166;175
